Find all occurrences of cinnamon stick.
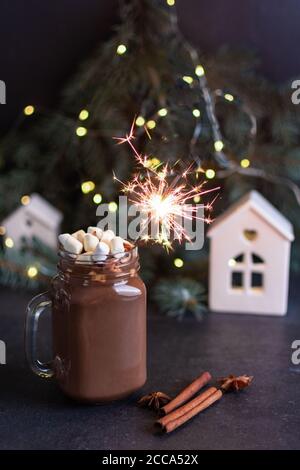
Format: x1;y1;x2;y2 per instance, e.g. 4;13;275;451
162;389;223;434
157;386;217;428
161;371;211;415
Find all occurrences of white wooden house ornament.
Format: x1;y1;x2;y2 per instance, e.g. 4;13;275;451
2;193;62;250
207;190;294;316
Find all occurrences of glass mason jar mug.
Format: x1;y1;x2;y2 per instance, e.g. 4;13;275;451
25;246;147;402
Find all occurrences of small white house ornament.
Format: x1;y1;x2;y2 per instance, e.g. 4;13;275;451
1;193;62;250
207;190;294;316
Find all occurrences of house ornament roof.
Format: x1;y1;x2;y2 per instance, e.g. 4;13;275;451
207;190;294;242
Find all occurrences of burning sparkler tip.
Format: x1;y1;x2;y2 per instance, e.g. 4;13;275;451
113;121;219;249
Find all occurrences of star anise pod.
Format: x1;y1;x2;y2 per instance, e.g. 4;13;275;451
138;392;171;411
219;374;253;392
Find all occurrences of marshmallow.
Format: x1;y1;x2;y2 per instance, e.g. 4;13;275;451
58;233;70;246
111;236;125;258
92;241;110;262
87;226;103;240
83;233;99;252
59;234;83;254
100;230;115;248
72;229;85;244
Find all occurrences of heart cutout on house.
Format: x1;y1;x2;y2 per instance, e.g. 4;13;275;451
244;229;257;241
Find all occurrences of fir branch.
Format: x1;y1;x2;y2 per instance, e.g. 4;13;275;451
153;278;207;321
1;0;300;284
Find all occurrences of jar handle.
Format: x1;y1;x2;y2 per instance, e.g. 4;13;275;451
25;292;54;378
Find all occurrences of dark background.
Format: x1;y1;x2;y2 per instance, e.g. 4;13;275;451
0;0;300;132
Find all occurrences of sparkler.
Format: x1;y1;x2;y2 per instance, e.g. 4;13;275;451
114;122;219;248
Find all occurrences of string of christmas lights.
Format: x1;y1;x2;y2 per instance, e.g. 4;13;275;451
3;0;300;282
167;0;300;207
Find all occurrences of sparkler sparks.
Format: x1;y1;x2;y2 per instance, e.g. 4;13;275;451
114;122;219;247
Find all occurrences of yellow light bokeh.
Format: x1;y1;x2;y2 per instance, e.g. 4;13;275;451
166;0;175;5
228;258;237;267
195;65;205;77
24;105;35;116
5;237;14;248
214;140;224;152
192;108;201;118
135;116;145;127
205;169;216;179
108;201;118;212
174;258;184;268
240;158;250;168
182;76;193;85
93;193;102;204
146;120;156;129
27;266;38;278
21;195;31;206
193;195;201;203
0;226;6;236
116;44;127;55
78;109;89;121
144;157;161;170
76;126;87;137
81;181;95;194
151;157;161;166
224;93;234;102
158;108;168;117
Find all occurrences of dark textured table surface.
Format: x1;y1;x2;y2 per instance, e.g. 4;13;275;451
0;283;300;450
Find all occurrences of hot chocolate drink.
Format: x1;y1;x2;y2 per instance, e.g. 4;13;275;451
25;240;147;403
52;248;146;402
